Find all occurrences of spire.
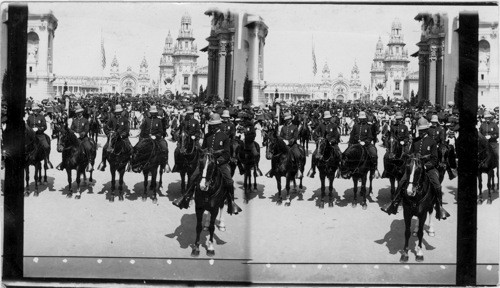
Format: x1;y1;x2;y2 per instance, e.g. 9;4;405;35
181;12;192;25
111;55;119;67
165;30;173;44
322;61;330;74
376;36;384;50
140;55;148;68
352;59;359;73
391;18;402;30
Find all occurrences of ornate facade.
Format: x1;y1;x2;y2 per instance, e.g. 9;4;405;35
370;18;411;101
26;11;58;102
203;10;268;105
264;61;369;103
159;13;207;96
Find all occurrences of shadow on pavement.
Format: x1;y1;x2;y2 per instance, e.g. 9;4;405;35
165;213;227;250
309;187;340;208
374;219;436;256
236;181;265;202
165;180;183;202
337;188;354;207
376;187;392;208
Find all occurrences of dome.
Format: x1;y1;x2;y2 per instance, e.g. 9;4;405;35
140;56;148;68
165;30;173;44
351;60;359;73
181;13;191;24
322;61;330;74
376;36;384;50
392;18;402;30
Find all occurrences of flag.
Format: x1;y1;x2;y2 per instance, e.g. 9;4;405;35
101;37;106;70
312;42;317;76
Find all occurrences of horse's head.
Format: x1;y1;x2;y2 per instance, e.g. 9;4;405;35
316;137;328;161
386;133;400;159
179;129;193;154
199;149;217;191
405;155;426;196
108;131;120;154
265;133;277;160
57;125;76;153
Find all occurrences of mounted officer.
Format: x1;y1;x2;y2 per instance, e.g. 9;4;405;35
181;106;201;147
139;105;169;155
480;110;499;162
381;118;449;220
307;110;341;178
27;103;53;169
57;103;95;172
97;104;132;171
348;111;379;175
266;111;303;179
389;111;410;153
173;113;242;215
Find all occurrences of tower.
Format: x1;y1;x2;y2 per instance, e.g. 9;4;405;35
138;56;150;94
321;61;331;84
350;60;362;100
383;18;410;100
172;13;199;95
159;30;175;95
110;55;119;78
370;36;386;100
26;11;58;101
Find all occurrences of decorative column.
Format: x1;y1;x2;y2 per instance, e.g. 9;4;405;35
436;39;445;106
428;43;438;104
217;39;227;100
225;39;233;102
249;26;260;105
206;35;219;97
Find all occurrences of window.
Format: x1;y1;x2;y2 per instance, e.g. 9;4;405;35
481;91;484;96
185;41;188;49
29;83;31;88
112;86;115;92
184;76;189;85
395;81;400;91
142;87;145;93
29;66;32;72
481;74;484;80
396;47;399;54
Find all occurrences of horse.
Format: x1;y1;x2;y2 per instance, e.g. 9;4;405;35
88;113;101;144
129;137;170;203
382;133;407;200
299;121;311;156
399;154;436;263
437;143;450;183
106;131;132;202
24;125;48;196
173;129;201;195
237;138;263;199
339;143;376;209
314;137;341;208
56;125;96;199
265;130;305;206
478;132;498;204
191;149;230;257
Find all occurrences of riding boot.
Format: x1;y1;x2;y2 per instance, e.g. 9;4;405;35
56;162;64;171
97;161;106;172
435;189;450;220
296;168;303;179
226;186;242;215
307;157;317;178
173;186;194;209
45;157;53;169
86;163;94;172
237;162;245;175
381;194;401;215
447;167;457;180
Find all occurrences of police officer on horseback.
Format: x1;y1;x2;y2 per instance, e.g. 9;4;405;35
181;106;201;147
389;111;410;154
307;110;341;178
27;103;53;169
480;110;499;163
381;118;449;220
173;113;241;215
348;111;379;176
140;105;168;154
97;104;132;171
57;103;95;172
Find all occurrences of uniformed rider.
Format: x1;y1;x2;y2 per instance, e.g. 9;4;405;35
139;105;168;154
27;103;53;169
389;111;410;154
348;111;379;173
480;110;499;162
173;113;242;215
381;118;449;220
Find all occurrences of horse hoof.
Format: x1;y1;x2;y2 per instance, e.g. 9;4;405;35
142;196;147;202
152;198;158;204
191;249;200;257
351;203;357;208
400;254;409;263
487;199;492;205
218;224;226;232
206;250;215;257
428;231;435;237
24;192;30;197
412;231;418;237
285;201;291;207
416;255;424;262
362;204;367;210
67;193;73;198
477;199;483;205
319;202;324;209
75;195;81;199
43;181;48;185
34;192;39;197
276;200;282;206
110;196;114;203
119;195;124;201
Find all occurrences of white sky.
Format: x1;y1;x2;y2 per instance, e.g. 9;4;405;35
26;2;498;86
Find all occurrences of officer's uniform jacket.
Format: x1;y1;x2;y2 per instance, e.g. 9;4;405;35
243;121;256;144
428;125;446;145
70;115;89;138
182;117;200;138
202;128;230;165
27;114;47;134
389;122;410;143
280;122;299;144
106;115;130;139
349;121;374;144
410;134;438;170
480;122;499;143
140;116;163;139
314;122;340;144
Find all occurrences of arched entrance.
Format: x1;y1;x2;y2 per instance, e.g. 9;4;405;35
336;95;344;102
124;89;133;96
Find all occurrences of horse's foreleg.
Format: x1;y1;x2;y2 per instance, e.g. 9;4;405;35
75;170;82;199
478;174;484;204
217;207;226;232
389;177;396;200
118;169;125;201
109;168;116;202
253;167;258;191
400;208;411;263
206;209;218;256
66;169;73;198
416;213;427;262
34;163;41;196
151;168;158;204
328;175;335;207
24;167;30;196
361;175;368;210
180;172;186;195
142;172;148;201
285;175;292;206
319;173;326;209
368;170;374;195
192;208;203;257
487;170;494;204
352;178;358;208
276;176;283;205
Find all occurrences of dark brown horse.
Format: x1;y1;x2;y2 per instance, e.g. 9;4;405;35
24;124;47;196
106;131;132;202
478;133;498;204
382;132;407;200
56;125;96;199
236;139;263;200
314;137;341;208
265;129;305;206
173;130;201;195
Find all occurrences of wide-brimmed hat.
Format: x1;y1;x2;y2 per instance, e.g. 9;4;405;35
358;111;367;119
447;101;455;107
395;111;403;119
323;111;332;119
237;96;244;102
186;106;194;114
283;112;292;120
75;104;84;113
31;103;41;111
208;113;222;125
417;118;429;130
221;110;230;118
149;105;158;114
114;104;123;113
430;115;439;123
